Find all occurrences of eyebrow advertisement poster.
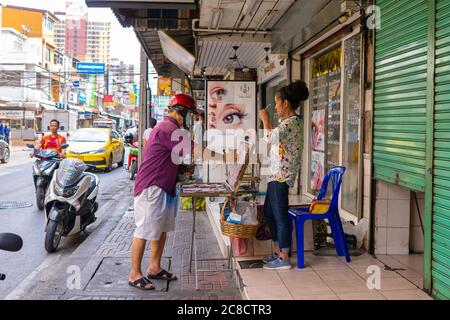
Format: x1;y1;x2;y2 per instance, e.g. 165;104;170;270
205;81;256;182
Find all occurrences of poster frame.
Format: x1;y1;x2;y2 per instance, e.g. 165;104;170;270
205;80;257;183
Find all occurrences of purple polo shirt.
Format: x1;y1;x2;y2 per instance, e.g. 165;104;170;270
134;116;194;197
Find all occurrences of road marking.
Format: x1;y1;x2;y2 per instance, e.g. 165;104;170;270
0;168;23;177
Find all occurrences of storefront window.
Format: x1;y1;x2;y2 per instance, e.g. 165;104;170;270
308;45;342;194
264;79;287;128
10;120;21;130
342;33;362;215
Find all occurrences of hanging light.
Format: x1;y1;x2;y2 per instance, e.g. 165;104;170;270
228;45;242;69
264;47;270;64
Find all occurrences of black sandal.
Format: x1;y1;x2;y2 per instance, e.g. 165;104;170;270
128;277;155;290
147;269;177;281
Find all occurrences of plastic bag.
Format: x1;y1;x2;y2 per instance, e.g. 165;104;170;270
241;201;258;225
231;236;248;256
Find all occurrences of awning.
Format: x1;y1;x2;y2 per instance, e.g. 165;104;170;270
40;103;58;111
158;31;195;76
85;0;196;10
106;5;196;77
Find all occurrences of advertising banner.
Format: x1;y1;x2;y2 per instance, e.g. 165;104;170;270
206;81;257;182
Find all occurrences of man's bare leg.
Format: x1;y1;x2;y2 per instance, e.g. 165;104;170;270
129;237;153;288
147;232;166;275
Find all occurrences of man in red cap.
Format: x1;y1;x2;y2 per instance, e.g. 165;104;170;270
129;93;202;290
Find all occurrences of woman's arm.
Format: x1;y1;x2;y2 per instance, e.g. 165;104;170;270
258;109;272;130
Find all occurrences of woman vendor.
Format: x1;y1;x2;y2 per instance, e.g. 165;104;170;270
258;80;309;270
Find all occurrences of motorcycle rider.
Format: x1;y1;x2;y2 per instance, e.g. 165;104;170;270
31;119;67;158
143;118;157;147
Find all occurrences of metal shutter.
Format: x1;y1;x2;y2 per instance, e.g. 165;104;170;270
432;0;450;300
373;0;428;191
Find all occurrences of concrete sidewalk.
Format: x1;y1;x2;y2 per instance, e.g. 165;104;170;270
6;179;241;300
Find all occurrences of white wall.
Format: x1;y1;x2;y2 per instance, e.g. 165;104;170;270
0;30;42;65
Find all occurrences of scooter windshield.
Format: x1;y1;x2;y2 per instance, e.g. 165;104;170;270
36;149;58;159
56;158;87;187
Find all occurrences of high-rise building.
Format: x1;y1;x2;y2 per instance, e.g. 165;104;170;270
54;14;67;57
86;21;111;65
110;58;135;84
54;2;110;65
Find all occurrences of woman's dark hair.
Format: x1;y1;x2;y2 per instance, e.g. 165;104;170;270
149;118;157;128
276;80;309;110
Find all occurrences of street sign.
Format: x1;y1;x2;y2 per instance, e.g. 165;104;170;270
73;80;80;87
76;62;105;74
55;102;69;110
78;91;87;103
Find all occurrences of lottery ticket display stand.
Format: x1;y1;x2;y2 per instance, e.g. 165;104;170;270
178;141;259;289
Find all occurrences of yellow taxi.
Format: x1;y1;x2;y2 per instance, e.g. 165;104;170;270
66;128;125;171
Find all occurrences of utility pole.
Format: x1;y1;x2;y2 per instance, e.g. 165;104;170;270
138;48;148;167
105;64;109;95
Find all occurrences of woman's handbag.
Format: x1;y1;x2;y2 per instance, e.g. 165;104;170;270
255;204;272;241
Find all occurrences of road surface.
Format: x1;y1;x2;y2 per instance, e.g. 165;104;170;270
0;148;129;298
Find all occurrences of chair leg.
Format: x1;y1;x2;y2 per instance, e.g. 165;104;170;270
295;218;305;269
335;215;351;263
288;215;293;258
328;217;344;257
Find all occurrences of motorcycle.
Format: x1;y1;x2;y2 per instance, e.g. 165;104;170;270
44;158;99;253
27;143;68;210
128;143;138;180
0;233;23;281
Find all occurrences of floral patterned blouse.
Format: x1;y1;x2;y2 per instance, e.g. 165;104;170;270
266;115;303;187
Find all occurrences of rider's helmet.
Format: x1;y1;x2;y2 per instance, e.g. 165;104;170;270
124;132;133;144
168;94;199;128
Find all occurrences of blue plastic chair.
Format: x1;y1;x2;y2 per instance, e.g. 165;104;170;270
288;166;350;269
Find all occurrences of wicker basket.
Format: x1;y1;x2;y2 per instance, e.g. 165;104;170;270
220;218;258;239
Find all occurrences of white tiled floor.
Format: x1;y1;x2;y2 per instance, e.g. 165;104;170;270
237;253;432;300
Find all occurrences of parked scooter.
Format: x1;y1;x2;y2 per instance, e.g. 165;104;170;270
44;158;99;253
0;233;23;281
27;143;68;210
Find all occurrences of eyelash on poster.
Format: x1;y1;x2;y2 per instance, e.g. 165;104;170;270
223;112;247;119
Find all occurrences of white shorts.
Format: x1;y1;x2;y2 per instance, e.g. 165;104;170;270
133;186;178;241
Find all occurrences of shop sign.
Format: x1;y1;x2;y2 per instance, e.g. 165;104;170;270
312;47;342;78
157;77;172;96
0;110;24;119
103;95;114;103
69;92;78;104
78;91;87;103
76;62;105;75
55;102;69;110
24;111;35;120
257;54;287;84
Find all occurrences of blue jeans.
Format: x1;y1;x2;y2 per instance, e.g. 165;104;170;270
263;181;291;253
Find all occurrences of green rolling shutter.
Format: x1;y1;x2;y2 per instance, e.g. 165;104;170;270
373;0;428;191
432;0;450;300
